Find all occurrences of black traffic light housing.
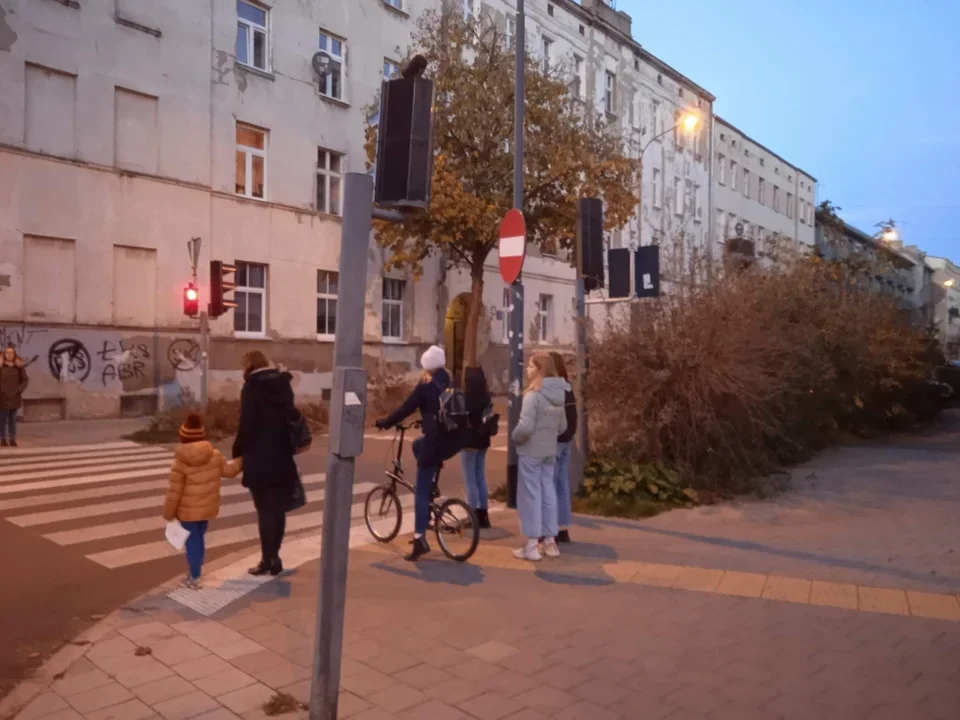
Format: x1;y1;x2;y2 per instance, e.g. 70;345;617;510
209;261;237;318
374;75;435;211
183;283;199;317
577;198;604;293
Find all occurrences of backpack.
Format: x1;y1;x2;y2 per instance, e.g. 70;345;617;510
436;382;470;436
480;402;500;438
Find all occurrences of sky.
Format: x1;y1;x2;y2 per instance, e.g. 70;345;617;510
618;0;960;261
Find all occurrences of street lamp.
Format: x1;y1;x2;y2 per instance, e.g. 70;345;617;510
882;228;898;242
944;279;956;288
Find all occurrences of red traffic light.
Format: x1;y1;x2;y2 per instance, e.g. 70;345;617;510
184;283;199;317
186;286;198;302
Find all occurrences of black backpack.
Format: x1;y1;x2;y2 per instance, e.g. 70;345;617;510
436;382;470;436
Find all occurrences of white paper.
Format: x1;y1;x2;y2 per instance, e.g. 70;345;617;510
344;391;361;406
165;520;190;551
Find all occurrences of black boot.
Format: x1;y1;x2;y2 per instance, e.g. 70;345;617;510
405;536;430;562
476;509;492;530
248;558;283;576
556;529;571;544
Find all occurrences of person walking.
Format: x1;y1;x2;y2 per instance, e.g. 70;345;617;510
163;413;243;589
460;366;493;529
0;345;28;447
549;352;577;544
512;353;567;561
376;345;462;561
232;350;299;576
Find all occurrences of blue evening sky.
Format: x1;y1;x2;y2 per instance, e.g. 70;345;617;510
619;0;959;261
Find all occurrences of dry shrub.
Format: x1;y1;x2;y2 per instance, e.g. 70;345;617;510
587;243;935;493
368;372;418;427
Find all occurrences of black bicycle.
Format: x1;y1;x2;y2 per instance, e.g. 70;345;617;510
364;420;479;562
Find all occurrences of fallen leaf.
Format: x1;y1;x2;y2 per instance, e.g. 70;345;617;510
134;646;153;657
90;614;106;621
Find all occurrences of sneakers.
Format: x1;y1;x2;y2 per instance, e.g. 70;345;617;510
513;540;542;562
181;576;203;590
542;539;560;558
405;536;431;562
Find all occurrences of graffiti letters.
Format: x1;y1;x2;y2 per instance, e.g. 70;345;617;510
168;339;201;372
48;339;92;382
97;340;150;386
0;326;44;368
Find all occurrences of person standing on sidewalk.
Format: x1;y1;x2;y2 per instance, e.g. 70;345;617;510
512;353;567;561
549;352;577;545
460;366;494;529
233;350;299;577
163;413;243;589
0;345;28;447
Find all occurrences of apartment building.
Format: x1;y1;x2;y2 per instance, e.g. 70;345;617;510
925;256;960;359
713;116;816;256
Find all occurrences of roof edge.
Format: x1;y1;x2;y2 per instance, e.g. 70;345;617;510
715;115;816;182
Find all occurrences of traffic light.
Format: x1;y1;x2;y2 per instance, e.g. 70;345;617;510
209;261;237;318
183;283;199;317
577;198;604;293
374;75;435;210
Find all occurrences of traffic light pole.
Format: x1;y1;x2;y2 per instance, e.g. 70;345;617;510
199;310;209;407
506;0;525;509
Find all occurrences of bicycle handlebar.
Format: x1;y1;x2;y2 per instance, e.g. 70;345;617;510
395;420;422;431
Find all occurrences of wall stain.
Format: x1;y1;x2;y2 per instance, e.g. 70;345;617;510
213;49;233;85
0;6;18;52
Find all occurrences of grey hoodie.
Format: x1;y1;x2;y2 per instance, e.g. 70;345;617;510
512;377;568;459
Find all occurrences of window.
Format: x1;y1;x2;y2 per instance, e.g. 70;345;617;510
693;183;701;221
774;185;781;213
541;36;552;73
800;200;807;225
548;3;555;16
758;177;766;206
716;209;725;240
718;154;726;184
234;262;266;336
504;15;514;49
787;192;794;219
634;57;640;71
743;168;751;199
730;161;738;191
236;1;268;72
728;213;737;236
317;271;338;337
383;0;403;9
571;55;583;98
537;294;553;343
235;123;266;199
628;92;635;128
604;72;616;115
316;148;343;215
501;288;511;343
673;176;682;214
318;31;345;100
650;101;659;137
382;278;405;340
462;0;474;21
652;168;662;208
383;58;399;79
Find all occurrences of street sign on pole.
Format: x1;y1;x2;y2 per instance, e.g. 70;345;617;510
499;209;526;285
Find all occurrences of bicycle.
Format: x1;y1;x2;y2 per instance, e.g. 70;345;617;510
363;420;480;562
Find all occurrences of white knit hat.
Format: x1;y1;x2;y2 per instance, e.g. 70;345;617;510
420;345;446;371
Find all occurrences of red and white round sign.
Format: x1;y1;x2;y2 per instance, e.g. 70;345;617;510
498;209;526;285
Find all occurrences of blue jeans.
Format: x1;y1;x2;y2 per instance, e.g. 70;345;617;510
554;442;572;528
0;409;16;442
459;449;488;510
412;438;436;536
181;521;208;580
517;456;557;539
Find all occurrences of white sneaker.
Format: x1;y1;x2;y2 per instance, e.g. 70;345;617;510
542;539;560;558
513;541;542;562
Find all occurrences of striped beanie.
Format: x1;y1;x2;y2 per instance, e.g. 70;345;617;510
179;412;206;443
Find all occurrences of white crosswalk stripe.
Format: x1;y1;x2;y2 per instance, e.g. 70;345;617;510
0;442;397;572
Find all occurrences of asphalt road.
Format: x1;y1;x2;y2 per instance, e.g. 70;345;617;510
0;429;509;701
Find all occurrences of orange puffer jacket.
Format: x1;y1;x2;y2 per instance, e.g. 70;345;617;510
162;441;242;522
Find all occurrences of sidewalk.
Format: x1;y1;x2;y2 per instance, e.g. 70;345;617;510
5;416;960;720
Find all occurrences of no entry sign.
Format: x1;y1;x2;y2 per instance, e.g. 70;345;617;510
499;209;526;285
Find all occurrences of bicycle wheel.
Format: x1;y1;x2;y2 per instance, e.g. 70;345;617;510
364;485;402;542
434;498;479;562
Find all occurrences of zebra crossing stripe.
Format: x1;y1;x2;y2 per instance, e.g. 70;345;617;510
0;467;172;495
0;441;142;456
0;458;173;485
8;473;328;527
0;479;170;512
0;447;172;473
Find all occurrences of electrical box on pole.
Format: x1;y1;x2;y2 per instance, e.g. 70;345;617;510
209;261;237;318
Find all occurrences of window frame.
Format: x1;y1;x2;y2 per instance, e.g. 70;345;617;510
504;14;514;49
235;122;267;200
652;167;662;208
673;176;683;215
316;270;339;340
571;54;584;99
316;147;344;216
743;168;751;199
758;177;766;206
383;58;400;79
604;71;616;116
730;160;739;191
234;261;267;338
383;0;403;10
537;294;554;343
381;278;405;341
718;153;726;184
541;35;552;73
236;0;269;73
318;29;346;101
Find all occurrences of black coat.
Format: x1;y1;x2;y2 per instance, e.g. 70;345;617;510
462;389;492;450
381;368;462;468
232;369;299;494
558;388;578;444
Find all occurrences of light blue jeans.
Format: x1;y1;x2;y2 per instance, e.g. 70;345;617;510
0;409;17;442
517;455;557;539
459;449;488;510
553;442;572;528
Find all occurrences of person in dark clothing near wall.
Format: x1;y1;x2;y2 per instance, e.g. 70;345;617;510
232;350;299;576
460;366;494;529
376;345;463;561
550;352;578;544
0;345;28;447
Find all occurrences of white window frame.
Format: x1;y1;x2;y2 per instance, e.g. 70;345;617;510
774;186;781;213
236;122;267;200
383;58;400;79
730;160;739;191
383;0;403;10
718;154;726;184
234;261;267;338
758;177;766;206
317;270;338;340
236;0;269;73
693;183;701;222
743;168;751;199
463;0;475;21
673;176;683;215
787;192;794;219
537;294;553;343
504;14;514;49
316;148;344;216
571;54;584;99
541;35;552;73
318;30;345;101
382;278;405;341
651;101;660;138
604;71;616;115
652;167;662;208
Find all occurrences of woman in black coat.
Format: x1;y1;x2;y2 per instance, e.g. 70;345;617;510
375;345;462;561
232;350;298;576
460;366;493;529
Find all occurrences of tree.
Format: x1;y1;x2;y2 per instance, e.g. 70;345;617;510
365;9;639;369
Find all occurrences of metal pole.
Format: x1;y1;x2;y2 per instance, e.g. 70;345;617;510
310;173;373;720
199;311;209;406
506;0;525;509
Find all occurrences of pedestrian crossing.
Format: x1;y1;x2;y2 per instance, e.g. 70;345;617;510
0;441;401;572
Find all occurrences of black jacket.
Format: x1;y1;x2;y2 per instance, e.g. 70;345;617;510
557;388;578;444
381;368;462;468
232;369;299;494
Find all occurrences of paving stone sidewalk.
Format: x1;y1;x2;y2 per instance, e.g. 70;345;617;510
5;414;960;720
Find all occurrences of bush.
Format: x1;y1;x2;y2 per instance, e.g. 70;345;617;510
586;243;937;495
